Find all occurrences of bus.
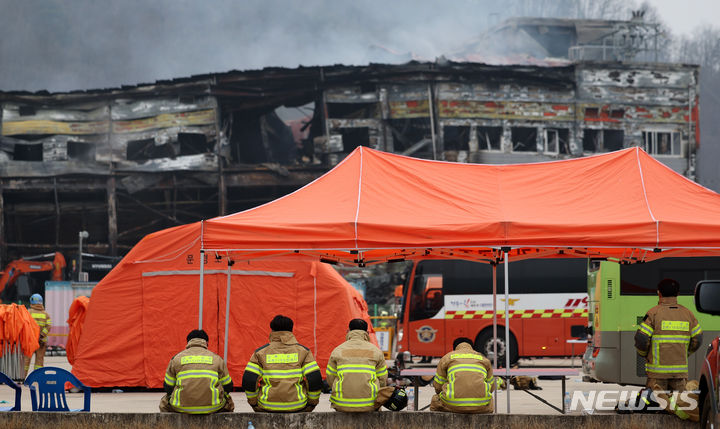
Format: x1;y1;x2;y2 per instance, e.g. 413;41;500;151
583;257;720;385
396;258;589;366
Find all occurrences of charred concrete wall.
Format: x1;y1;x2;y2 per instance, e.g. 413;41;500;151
0;61;700;266
1;96;218;165
323;63;697;178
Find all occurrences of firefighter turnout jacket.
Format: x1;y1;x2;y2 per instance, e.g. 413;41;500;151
242;331;323;412
326;329;389;412
162;338;233;414
29;303;51;345
431;342;497;413
634;296;702;378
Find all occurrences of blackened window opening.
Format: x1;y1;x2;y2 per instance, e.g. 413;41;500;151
178;133;210;155
67;141;96;161
127;138;175;161
511;127;537;152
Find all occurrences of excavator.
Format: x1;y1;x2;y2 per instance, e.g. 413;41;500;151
0;252;66;303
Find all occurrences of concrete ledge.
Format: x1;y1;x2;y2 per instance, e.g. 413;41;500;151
0;412;690;429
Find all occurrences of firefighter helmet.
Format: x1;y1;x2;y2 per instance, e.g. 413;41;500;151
383;387;408;411
30;293;43;305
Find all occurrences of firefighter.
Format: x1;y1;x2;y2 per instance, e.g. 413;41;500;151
634;278;703;392
326;318;392;412
24;293;51;377
430;337;497;413
159;329;234;414
242;314;323;412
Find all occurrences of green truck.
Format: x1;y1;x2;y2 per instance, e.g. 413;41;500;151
583;257;720;385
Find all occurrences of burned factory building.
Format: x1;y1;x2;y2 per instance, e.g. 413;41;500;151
0;20;700;265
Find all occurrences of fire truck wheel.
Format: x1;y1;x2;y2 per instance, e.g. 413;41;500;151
474;329;518;367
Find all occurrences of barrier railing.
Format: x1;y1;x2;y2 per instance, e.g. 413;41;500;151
369;315;397;359
0;341;25;379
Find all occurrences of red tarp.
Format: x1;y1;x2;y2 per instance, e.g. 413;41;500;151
202;146;720;263
0;303;40;357
71;235;374;387
66;296;89;365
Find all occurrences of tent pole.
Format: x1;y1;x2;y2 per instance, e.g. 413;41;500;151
492;261;497;413
313;272;318;357
224;258;232;362
198;249;205;329
504;250;511;413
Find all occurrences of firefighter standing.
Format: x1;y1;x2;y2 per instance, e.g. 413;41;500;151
242;315;323;412
326;318;392;412
430;337;498;413
159;329;234;414
24;293;51;377
634;278;703;391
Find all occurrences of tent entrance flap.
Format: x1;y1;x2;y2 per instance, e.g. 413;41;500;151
217;270;300;377
141;273;220;385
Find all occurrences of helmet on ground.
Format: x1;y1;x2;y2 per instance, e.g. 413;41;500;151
30;294;43;305
383;387;408;411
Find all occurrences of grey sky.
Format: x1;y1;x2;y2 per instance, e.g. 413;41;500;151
652;0;720;36
0;0;718;92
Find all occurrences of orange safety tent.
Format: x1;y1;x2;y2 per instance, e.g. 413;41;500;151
202;146;720;263
73;146;720;390
198;145;720;413
71;233;374;387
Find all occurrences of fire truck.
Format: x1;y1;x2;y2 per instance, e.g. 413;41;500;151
395;258;588;366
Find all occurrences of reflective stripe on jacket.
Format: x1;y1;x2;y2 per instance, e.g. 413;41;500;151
634;296;702;378
432;342;496;412
242;331;322;412
326;330;388;412
29;304;51;344
163;338;232;414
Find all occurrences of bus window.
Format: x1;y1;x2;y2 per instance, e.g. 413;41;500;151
412;258;586;295
499;259;587;294
416;259;493;295
424;276;443;313
620;257;720;295
409;274;443;321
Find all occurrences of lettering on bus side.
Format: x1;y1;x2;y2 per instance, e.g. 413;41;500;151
448;298;485;309
565;297;589;308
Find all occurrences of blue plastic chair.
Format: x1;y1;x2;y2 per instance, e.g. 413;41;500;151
24;367;91;412
0;371;21;411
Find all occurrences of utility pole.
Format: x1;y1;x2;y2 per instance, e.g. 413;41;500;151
78;231;89;281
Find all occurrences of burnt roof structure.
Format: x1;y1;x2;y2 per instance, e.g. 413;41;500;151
456;15;663;63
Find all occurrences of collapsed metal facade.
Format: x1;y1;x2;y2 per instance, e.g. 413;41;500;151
0;60;699;264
